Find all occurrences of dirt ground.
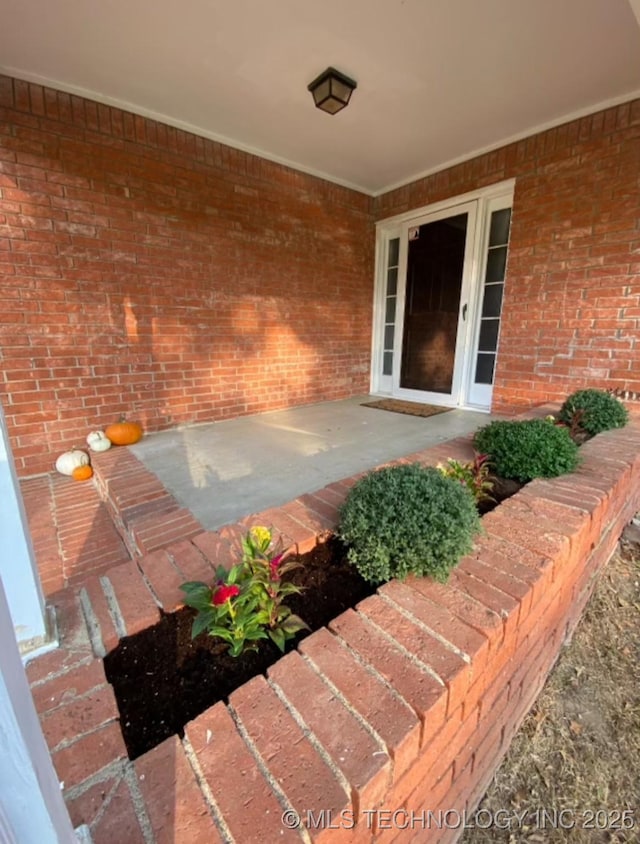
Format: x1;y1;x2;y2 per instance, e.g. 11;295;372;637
462;537;640;844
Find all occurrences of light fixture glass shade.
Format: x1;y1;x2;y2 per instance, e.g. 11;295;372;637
308;67;357;115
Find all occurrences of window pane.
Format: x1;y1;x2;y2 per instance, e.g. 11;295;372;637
489;209;511;247
386;267;398;296
478;318;500;351
384;324;394;350
481;283;504;318
382;351;393;376
385;296;396;323
485;247;507;283
388;237;400;267
475;353;495;384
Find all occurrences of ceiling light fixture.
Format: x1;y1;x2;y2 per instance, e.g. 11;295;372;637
307;67;357;115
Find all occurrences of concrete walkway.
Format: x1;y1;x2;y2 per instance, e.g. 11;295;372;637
131;396;493;530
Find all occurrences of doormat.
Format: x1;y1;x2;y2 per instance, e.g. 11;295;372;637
361;399;453;418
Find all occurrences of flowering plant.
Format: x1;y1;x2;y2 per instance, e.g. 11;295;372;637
180;526;309;657
436;452;495;505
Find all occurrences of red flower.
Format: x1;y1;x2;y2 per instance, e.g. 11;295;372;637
212;584;240;605
269;553;284;580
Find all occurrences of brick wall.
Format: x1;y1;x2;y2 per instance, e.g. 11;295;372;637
375;98;640;414
0;75;374;476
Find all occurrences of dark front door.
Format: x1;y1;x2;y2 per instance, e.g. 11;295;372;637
400;213;468;393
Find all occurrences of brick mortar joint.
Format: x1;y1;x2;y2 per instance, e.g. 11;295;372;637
226;702;313;844
181;735;236;844
266;676;354;803
324;625;417;714
123;764;156;844
166;538;214;581
350;610;447;692
162;546;190;588
28;654;95;688
376;591;472;665
62;758;128;804
78;588;106;659
132;557;166;611
48;713;121;755
48;473;68;571
298;649;391;760
36;678;112;716
100;575;127;639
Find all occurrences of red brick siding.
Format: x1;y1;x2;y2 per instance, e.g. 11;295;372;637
0;75;374;476
3;69;640;477
375;98;640;414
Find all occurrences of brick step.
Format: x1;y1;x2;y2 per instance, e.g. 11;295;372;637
89;446;203;557
21;473;133;595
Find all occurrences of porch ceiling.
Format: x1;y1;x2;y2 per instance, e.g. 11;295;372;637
1;0;640;195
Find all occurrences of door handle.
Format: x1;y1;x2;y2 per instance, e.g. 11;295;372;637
462;303;468;321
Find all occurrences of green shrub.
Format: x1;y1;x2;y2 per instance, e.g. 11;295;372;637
559;388;628;436
337;463;480;585
473;418;579;482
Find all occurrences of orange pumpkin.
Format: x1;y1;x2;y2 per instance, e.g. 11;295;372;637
105;418;143;446
72;465;93;481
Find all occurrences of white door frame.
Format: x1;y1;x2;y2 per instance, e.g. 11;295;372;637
371;179;515;410
392;199;479;407
465;191;514;408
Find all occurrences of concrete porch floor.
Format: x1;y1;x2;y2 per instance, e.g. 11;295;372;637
21;395;493;596
130;395;493;531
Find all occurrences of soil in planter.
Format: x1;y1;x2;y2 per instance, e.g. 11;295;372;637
103;537;375;760
478;475;524;515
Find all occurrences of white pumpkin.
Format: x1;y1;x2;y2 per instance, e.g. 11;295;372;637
55;448;90;476
86;430;112;452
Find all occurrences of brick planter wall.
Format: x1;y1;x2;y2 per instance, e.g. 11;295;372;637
27;413;640;843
